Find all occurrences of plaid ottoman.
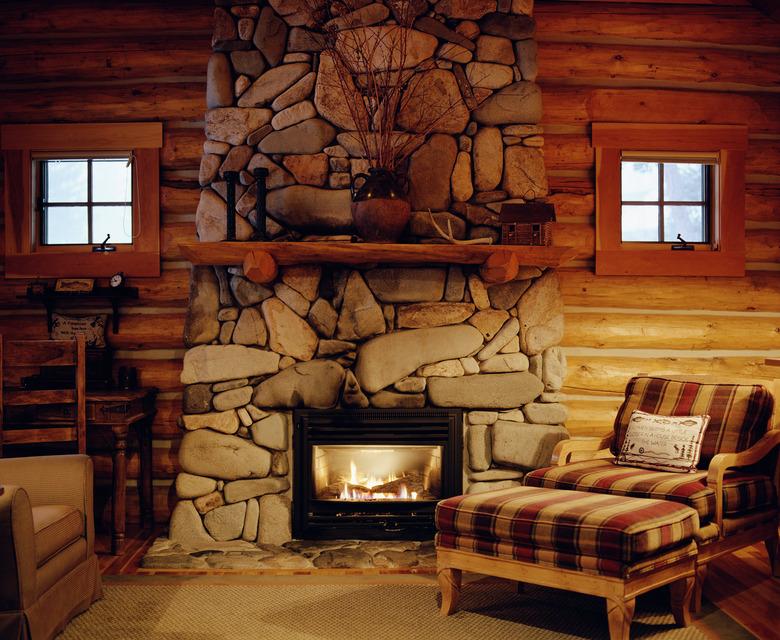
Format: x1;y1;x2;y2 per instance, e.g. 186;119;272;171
435;486;699;640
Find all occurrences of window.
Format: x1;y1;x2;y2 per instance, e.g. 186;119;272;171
592;123;747;277
1;123;162;278
620;156;713;244
37;156;134;245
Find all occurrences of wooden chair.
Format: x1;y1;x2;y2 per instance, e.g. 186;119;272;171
0;335;87;456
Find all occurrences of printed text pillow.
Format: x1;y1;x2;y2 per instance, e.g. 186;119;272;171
616;410;710;473
51;313;107;348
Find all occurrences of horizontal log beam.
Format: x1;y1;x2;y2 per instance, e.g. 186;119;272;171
540;42;780;92
0;44;209;85
535;2;780;49
112;358;183;394
546;192;596;219
161;185;200;217
564;311;780;351
541;86;780;134
0;83;205;123
552;223;595;260
561;396;624;437
559;269;780;311
0;3;213;36
162;222;197;261
565;354;778;394
162;128;206;171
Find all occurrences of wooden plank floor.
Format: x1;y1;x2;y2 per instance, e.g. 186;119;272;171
96;526;161;576
705;544;780;640
97;530;778;638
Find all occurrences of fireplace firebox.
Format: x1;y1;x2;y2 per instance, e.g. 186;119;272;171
293;409;462;540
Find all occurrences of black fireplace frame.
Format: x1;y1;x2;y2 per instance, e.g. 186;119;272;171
292;408;462;540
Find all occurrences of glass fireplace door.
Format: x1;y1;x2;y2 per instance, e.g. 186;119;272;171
312;445;442;502
293;408;462;539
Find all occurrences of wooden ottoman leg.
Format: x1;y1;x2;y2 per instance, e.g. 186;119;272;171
692;564;708;613
438;567;462;616
670;576;694;627
606;597;635;640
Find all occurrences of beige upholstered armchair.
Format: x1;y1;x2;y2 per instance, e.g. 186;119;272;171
0;455;102;640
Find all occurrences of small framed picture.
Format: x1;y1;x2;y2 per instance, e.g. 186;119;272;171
55;278;94;293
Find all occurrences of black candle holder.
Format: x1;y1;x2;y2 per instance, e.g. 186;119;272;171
253;167;270;240
223;170;239;241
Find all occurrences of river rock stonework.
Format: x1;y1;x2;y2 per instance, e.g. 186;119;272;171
170;0;566;548
173;264;569;545
195;0;545;245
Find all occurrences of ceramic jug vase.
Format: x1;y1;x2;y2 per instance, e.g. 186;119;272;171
350;168;411;243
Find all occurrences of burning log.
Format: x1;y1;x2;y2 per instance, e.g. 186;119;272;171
371;477;425;496
322;481;371;498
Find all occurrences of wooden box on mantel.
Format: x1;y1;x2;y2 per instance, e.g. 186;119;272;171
500;202;557;246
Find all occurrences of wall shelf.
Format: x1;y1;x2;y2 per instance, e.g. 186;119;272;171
23;286;139;333
178;241;578;285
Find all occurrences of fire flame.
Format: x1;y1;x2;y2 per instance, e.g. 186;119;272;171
337;460;420;501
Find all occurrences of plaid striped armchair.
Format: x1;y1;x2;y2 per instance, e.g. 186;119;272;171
525;376;779;610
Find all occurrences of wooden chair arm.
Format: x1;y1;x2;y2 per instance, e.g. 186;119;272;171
552;433;615;466
706;429;780;530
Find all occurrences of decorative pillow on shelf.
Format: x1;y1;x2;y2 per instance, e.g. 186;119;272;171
51;313;107;348
616;410;710;473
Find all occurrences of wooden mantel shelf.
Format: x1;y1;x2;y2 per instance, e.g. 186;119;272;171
178;242;578;285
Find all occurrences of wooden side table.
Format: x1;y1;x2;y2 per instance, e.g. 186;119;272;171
86;388;157;554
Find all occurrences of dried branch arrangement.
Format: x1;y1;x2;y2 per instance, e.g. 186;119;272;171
303;0;478;174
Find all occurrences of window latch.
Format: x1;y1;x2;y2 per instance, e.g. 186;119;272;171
671;234;694;251
92;234;117;253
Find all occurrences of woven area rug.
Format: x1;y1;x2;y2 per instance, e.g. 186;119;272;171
59;579;752;639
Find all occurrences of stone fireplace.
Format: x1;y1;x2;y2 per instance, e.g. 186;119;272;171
171;264;568;546
167;0;569;549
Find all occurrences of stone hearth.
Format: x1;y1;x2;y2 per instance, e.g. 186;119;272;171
143;538;436;570
167;0;568;551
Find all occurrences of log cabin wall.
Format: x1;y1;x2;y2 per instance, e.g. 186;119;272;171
0;0;213;523
536;1;780;436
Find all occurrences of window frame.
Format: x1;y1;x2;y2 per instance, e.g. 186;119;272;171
593;123;747;277
1;122;162;278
